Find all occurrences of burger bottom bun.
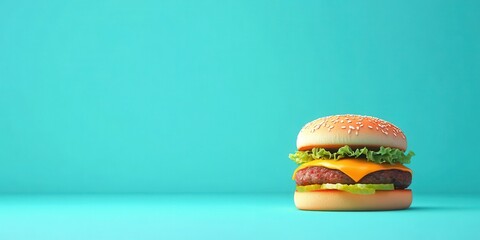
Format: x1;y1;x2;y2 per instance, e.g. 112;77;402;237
294;189;412;211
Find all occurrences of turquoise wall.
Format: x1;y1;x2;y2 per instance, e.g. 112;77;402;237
1;0;479;193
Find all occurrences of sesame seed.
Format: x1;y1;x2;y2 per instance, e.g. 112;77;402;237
355;131;358;136
393;133;397;137
347;120;352;123
368;125;373;129
356;126;359;130
341;126;346;129
329;126;334;129
340;120;344;123
376;127;379;131
348;129;352;134
349;126;355;129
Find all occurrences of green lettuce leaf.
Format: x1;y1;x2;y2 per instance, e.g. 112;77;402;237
296;183;394;195
289;145;415;165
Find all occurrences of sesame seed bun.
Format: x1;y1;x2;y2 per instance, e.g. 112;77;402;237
294;190;412;211
297;114;407;151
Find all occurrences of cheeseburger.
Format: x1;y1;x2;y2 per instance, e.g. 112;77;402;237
289;114;415;211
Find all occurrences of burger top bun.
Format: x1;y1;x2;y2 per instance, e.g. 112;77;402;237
297;114;407;151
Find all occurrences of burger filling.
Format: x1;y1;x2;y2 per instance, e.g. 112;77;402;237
289;145;415;195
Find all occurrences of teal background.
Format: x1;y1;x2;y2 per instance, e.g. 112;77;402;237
1;2;479;240
1;0;479;194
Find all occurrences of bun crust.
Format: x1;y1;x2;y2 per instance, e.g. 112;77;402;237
294;190;412;211
297;114;407;151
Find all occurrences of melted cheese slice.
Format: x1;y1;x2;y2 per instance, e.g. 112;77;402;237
292;158;412;182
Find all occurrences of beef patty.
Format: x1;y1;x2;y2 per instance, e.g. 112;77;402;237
295;166;411;189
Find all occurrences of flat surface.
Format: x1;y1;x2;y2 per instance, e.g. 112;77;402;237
0;193;479;239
